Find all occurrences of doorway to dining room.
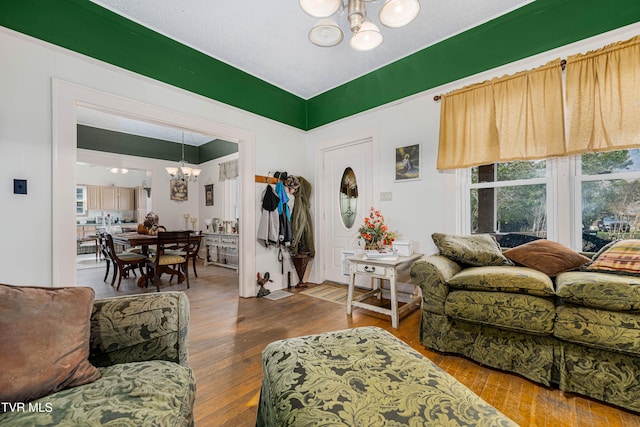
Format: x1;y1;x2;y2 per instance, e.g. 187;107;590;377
73;108;241;293
53;80;257;298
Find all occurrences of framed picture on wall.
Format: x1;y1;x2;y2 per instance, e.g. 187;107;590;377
395;143;421;182
170;180;188;202
205;184;214;206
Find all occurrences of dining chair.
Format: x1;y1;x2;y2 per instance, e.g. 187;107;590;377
105;234;147;290
145;231;190;292
97;232;113;284
167;233;202;282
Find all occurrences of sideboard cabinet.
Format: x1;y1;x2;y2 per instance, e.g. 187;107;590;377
204;233;239;270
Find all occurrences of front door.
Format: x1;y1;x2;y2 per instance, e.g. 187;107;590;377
321;138;374;284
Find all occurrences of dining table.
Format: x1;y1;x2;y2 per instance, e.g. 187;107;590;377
111;232;203;287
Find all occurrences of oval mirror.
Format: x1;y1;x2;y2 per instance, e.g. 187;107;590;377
339;167;358;229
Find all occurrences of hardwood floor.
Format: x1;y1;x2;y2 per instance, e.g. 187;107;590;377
77;260;640;426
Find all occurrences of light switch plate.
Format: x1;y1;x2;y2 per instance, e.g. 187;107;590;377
13;179;27;195
380;191;392;201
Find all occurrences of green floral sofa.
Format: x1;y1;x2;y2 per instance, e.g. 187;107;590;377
410;234;640;413
0;290;195;426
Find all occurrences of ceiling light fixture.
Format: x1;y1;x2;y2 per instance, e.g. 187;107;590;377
300;0;420;51
165;132;202;183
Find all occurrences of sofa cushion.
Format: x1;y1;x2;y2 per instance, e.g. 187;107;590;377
0;284;100;404
432;233;512;266
503;239;591;276
556;271;640;311
448;266;555;296
445;290;556;335
554;305;640;356
0;361;195;426
586;239;640;276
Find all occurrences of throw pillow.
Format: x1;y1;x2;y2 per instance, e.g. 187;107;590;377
586;239;640;276
0;284;100;404
432;233;512;266
503;239;591;277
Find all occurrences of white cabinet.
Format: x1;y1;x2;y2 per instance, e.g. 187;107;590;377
204;233;239;270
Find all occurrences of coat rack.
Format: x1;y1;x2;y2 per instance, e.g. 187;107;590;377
255;175;279;184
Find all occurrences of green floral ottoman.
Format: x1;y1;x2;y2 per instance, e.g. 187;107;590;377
257;326;517;426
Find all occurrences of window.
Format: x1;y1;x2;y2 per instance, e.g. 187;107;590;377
466;160;551;246
578;149;640;251
225;176;239;224
462;150;640;252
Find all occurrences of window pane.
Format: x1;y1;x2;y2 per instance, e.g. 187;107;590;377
471;184;547;236
581;149;640;175
582;179;640;245
472;160;546;183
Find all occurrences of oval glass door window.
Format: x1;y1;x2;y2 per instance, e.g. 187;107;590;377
339;167;358;229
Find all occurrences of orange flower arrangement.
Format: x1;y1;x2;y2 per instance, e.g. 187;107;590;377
358;207;396;249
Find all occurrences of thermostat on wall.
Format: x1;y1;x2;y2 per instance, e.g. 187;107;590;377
13;179;27;195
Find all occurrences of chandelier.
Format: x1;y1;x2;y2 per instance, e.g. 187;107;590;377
300;0;420;51
165;133;202;183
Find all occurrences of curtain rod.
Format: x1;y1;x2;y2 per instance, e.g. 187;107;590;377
433;59;567;102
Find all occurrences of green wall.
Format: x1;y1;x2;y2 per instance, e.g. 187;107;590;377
77;125;237;164
2;0;640;131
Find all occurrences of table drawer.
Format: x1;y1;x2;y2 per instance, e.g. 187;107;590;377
206;236;222;245
220;238;237;246
355;263;387;276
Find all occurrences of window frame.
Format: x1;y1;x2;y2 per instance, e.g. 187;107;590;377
458;159;559;244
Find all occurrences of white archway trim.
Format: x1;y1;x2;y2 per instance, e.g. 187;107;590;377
52;78;256;297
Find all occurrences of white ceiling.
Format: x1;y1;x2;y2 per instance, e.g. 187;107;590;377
77;107;216;146
89;0;533;100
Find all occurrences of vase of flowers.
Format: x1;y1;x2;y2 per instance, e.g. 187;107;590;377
357;207;396;250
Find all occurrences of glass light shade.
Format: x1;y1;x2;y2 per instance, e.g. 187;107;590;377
110;168;119;174
165;166;179;176
121;168;128;174
379;0;420;28
349;20;383;51
299;0;342;18
181;166;193;176
192;168;202;177
309;18;344;47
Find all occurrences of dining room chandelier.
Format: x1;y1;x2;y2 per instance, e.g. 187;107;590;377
165;133;201;183
300;0;420;51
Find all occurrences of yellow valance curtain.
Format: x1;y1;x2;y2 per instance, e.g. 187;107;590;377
437;59;565;170
565;35;640;155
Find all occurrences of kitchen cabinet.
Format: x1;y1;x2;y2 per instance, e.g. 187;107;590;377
135;186;147;209
77;225;97;238
118;187;134;210
80;185;135;211
100;186;118;210
87;185;101;210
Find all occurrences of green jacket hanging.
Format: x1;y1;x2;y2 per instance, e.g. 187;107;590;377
290;176;315;257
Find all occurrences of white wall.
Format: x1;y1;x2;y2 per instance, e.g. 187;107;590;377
307;22;640;279
2;22;639;291
0;27;306;293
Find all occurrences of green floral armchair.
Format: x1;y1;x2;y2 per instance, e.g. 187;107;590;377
0;291;195;426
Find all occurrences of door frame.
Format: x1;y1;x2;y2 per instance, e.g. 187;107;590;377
313;127;380;284
52;79;257;297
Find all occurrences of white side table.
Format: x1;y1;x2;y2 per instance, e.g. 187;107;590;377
346;253;423;328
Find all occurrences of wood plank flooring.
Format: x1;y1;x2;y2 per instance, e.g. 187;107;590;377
77;260;640;427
